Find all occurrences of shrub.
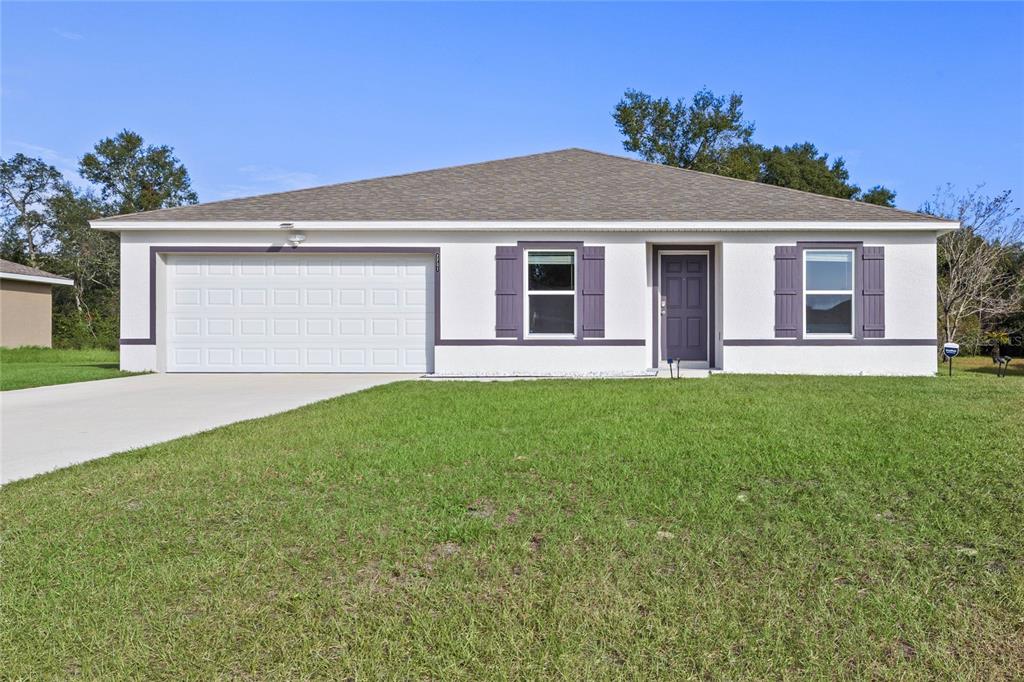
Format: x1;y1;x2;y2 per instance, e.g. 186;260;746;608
53;311;118;350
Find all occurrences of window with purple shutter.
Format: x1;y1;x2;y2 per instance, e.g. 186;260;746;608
495;242;607;341
581;246;605;338
495;246;521;338
774;246;801;338
861;247;885;338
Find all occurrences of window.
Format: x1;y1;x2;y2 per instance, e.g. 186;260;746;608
526;251;575;335
804;249;854;336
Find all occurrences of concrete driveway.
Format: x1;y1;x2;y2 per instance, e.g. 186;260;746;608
1;373;406;484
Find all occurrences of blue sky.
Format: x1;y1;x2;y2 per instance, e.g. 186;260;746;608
3;2;1022;212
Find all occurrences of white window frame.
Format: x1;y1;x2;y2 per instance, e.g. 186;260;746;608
524;249;576;338
803;248;855;338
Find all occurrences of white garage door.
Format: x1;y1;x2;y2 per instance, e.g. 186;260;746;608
165;253;433;372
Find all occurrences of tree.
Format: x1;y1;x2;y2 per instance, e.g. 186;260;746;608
0;132;199;347
758;142;859;199
757;143;898;206
0;154;68;266
922;185;1024;350
79;129;198;215
859;185;897;207
613;88;755;175
718;142;764;182
44;188;120;347
613;89;896;206
1002;243;1024;341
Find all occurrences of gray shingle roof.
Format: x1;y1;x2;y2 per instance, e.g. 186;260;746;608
95;148;944;224
0;258;70;281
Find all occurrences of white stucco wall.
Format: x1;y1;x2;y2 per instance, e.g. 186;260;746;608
716;231;938;375
722;346;937;376
120;344;158;373
434;345;649;375
719;231;938;341
115;227;942;376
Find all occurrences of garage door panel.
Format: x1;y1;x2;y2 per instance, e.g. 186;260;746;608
174;288;201;306
305;318;332;336
240;348;267;365
371;319;399;336
339;289;367;306
339;318;366;336
240;260;267;276
174;348;202;367
207;318;233;336
273;262;300;276
166;254;432;372
239;319;267;336
306;261;332;276
174;318;201;336
405;348;427;366
207;348;235;366
173;257;202;275
207;260;234;276
238;288;265;306
272;318;300;336
306;348;334;366
272;289;301;306
271;348;301;367
339;349;365;367
339;263;364;277
305;288;332;306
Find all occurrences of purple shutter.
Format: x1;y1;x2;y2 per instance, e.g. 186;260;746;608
774;246;801;338
495;246;521;338
581;246;605;338
861;246;885;338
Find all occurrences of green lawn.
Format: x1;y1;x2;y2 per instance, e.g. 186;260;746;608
0;347;139;391
2;368;1022;679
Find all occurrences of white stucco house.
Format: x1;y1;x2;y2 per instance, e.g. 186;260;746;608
92;149;957;376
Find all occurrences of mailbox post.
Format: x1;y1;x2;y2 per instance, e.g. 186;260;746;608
943;342;959;376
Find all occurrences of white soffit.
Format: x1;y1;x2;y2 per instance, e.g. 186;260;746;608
92;220;960;233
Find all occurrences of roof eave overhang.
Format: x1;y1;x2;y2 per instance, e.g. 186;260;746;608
91;219;960;233
0;272;75;286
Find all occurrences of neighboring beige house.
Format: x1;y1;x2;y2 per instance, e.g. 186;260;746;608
0;259;74;348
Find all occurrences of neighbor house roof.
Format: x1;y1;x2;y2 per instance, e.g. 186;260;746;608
0;259;74;286
93;148;947;224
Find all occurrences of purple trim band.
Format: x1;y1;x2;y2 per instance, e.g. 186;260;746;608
436;339;644;346
723;338;937;347
651;245;717;368
516;241;585;248
119;245;442;346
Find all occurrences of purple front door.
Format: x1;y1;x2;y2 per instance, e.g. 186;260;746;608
661;254;708;362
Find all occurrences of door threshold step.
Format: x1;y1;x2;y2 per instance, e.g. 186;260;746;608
656;368;710;379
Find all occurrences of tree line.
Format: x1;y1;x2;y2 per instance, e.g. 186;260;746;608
2;95;1022;354
1;130;197;348
613;88;897;205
